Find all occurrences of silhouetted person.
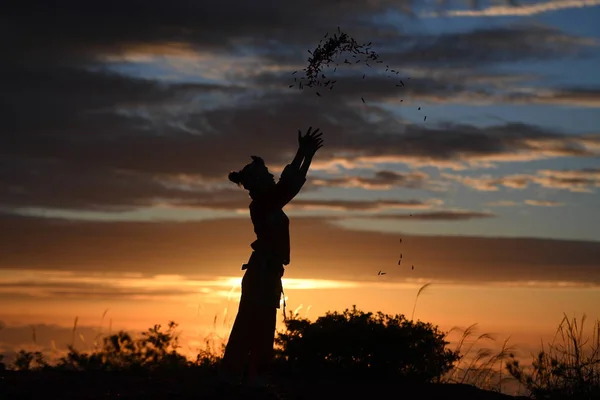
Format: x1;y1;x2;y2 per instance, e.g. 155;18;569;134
218;127;324;389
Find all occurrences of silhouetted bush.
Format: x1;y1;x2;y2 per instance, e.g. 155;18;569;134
54;321;192;371
507;314;599;400
0;354;6;372
12;350;49;371
274;305;459;383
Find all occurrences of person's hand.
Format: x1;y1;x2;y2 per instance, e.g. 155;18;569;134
298;126;324;155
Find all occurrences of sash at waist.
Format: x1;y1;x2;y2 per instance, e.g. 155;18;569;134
241;251;284;272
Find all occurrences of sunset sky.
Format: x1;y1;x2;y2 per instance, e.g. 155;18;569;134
1;0;599;373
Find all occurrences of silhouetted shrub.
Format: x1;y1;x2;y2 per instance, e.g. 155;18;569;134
274;305;459;383
54;321;192;371
507;314;599;400
12;350;49;371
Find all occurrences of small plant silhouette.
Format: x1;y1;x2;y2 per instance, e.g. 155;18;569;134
506;314;600;399
54;321;191;371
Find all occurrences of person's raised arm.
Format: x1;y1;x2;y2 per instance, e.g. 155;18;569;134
291;127;321;171
298;128;322;175
264;128;324;209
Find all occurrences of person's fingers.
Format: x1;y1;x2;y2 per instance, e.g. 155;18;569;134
306;128;319;138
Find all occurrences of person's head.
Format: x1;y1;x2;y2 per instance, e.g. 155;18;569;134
229;156;275;196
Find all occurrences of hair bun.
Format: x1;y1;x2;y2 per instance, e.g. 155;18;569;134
228;171;242;185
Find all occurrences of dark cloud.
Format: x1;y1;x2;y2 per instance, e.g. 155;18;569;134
288;198;436;211
2;88;599;211
253;68;600;108
378;23;596;67
364;210;496;220
0;214;599;285
1;1;598;215
312;170;430;190
0;280;199;299
444;168;600;193
504;87;600;108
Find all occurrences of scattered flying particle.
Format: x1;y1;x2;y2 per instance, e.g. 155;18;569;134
316;92;321;97
361;97;365;103
292;71;297;75
411;265;414;270
418;107;421;110
362;74;365;79
288;85;294;88
378;270;387;276
424;116;427;121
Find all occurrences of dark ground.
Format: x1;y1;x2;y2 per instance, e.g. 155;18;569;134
0;370;530;400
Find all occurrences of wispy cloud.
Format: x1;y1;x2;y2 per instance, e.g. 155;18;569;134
525;199;565;207
444;168;600;193
485;200;519;207
357;210;496;221
438;0;600;17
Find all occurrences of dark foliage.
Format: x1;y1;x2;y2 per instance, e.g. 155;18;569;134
274;305;459;383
